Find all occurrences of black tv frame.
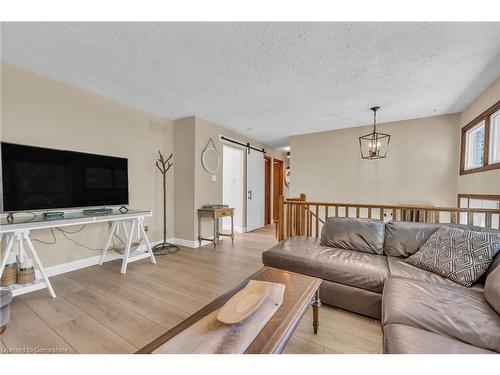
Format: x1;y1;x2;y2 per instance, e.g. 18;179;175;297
0;142;129;213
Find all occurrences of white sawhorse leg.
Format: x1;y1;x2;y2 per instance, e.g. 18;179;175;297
97;218;156;274
120;218;156;274
139;218;156;265
99;221;117;265
120;220;136;274
24;232;56;298
1;231;56;298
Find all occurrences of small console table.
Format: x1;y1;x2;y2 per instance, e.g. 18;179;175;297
197;207;234;248
0;209;156;298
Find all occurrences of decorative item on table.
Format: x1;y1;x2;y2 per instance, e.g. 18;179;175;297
42;211;65;220
202;204;228;209
153;279;286;354
0;253;18;287
152;150;179;255
17;258;35;285
217;280;285;324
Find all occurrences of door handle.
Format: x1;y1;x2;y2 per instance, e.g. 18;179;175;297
248;190;252;200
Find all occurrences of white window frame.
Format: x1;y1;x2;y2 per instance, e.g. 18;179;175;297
489;108;500;165
460;101;500;175
464;120;485;171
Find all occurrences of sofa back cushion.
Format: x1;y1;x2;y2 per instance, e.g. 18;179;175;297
320;217;385;255
485;265;500;314
384;221;442;257
383;221;500;258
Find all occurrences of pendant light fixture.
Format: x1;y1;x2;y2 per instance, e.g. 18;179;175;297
359;106;390;160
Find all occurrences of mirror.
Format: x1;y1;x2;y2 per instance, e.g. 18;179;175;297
202;138;220;173
284;167;290;187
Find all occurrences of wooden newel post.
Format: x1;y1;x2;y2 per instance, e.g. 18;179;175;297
300;194;306;235
278;195;285;241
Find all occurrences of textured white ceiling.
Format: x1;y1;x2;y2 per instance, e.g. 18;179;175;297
2;22;500;147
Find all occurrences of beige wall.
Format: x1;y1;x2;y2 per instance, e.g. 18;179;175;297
290;114;461;206
173;116;196;242
0;62;287;264
1;62;174;267
173;116;287;242
457;78;500;196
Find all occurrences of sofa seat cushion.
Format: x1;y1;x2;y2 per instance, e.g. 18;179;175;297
485;265;500;314
320;279;382;319
382;278;500;352
262;236;388;292
387;257;483;290
384;324;494;354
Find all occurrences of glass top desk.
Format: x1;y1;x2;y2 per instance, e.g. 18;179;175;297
0;208;155;298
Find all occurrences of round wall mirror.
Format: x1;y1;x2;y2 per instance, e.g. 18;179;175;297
284;167;290;187
202;139;220;173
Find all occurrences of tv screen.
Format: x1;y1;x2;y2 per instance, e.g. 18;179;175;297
1;142;128;212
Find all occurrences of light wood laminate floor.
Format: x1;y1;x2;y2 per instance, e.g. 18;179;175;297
0;225;382;354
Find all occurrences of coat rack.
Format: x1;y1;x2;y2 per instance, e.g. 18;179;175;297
152;151;179;255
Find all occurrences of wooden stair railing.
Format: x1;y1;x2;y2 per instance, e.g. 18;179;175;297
276;195;500;241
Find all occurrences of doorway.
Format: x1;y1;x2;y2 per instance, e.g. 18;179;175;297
222;145;245;232
273;159;284;223
264;156;272;225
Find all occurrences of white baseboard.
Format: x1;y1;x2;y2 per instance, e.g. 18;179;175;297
169;238;212;248
44;240;161;277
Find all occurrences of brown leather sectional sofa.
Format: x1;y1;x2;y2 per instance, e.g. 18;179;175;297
262;218;500;354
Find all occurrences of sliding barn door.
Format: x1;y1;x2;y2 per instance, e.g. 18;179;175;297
246;149;265;232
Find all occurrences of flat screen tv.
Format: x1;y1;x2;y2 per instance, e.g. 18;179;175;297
1;142;128;212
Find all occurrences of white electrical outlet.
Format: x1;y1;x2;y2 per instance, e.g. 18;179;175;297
212;175;217;182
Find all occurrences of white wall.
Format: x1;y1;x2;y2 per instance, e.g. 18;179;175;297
222;145;244;232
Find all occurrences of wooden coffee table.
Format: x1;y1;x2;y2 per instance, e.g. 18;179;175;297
137;267;322;354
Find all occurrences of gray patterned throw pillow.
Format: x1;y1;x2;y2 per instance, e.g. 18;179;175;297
405;226;500;287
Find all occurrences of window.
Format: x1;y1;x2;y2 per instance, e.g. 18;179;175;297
489;109;500;164
460;100;500;175
464;121;485;170
458;194;500;228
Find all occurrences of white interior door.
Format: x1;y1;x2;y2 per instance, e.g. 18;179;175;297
222;145;244;232
246;149;265;232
